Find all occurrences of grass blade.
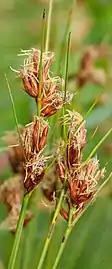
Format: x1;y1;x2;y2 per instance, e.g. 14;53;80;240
5;74;26;161
45;0;54;52
37;9;46;116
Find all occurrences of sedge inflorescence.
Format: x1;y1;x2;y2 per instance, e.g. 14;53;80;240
18;48;73;194
19;48;72;117
23;116;49;193
55;110;105;221
0;47;105;232
17;48;73;195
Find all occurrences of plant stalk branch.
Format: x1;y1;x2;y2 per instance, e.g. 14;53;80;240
37;9;46;116
52;171;112;269
36;189;65;269
8;194;30;269
45;0;53;52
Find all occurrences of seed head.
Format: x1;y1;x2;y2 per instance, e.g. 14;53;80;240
20;70;38;98
68;157;105;209
22;116;49;193
23;116;49;159
63;110;86;168
41;77;71;117
55;110;105;222
19;49;54;98
18;48;71;118
24;156;46;193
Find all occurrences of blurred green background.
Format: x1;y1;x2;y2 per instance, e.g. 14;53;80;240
0;0;112;268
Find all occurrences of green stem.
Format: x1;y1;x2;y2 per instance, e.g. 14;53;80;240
36;189;65;269
52;206;73;269
37;9;46;116
8;194;29;269
63;32;71;103
36;32;71;269
56;3;73;75
85;127;112;164
52;172;112;269
62;31;71;140
22;190;39;269
49;6;72;146
45;0;54;52
5;74;26;161
52;225;71;269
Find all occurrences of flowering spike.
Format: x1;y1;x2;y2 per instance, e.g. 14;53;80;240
22;117;49;194
55;110;105;222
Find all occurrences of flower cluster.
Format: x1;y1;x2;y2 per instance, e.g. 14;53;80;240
55;110;105;221
2;116;49;195
22;116;49;193
19;49;72;117
16;48;72;194
1;46;106;233
20;49;54;99
11;47;72;195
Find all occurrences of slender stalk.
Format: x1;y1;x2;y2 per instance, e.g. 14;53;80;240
45;0;54;52
49;5;73;148
5;75;30;269
63;32;71;103
56;2;73;75
36;189;65;269
85;127;112;164
36;33;71;269
52;172;112;269
88;126;99;142
62;31;71;139
21;190;38;269
52;206;73;269
52;225;71;269
8;194;29;269
5;74;26;161
37;9;46;116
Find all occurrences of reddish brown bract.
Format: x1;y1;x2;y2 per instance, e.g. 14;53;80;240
55;111;105;221
22;117;49;193
19;49;73;118
23;116;48;158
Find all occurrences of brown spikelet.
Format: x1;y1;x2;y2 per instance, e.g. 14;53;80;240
22;117;49;194
21;71;39;98
55;110;105;222
18;48;73;118
68;157;105;208
19;49;54;99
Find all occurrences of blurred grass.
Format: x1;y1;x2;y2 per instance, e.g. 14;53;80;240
0;0;112;268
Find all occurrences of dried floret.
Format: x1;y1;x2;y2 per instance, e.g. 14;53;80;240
22;116;49;193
